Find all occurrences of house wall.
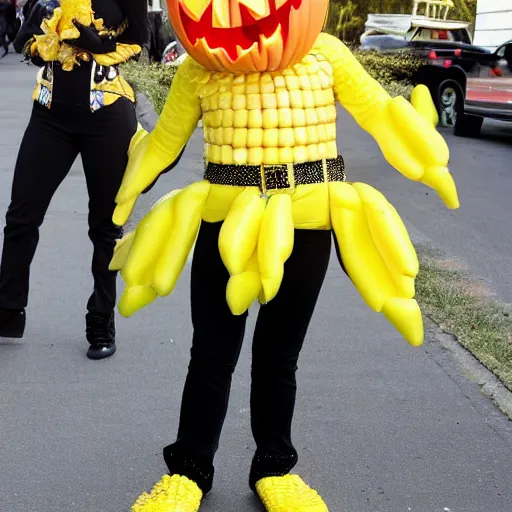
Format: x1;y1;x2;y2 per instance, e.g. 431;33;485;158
473;0;512;50
148;0;162;11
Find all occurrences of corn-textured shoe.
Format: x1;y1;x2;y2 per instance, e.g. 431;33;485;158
256;474;329;512
131;474;203;512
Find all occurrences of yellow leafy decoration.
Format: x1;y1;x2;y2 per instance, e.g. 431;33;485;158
58;0;96;40
94;44;142;66
33;0;106;71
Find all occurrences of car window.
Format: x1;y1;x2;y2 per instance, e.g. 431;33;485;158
450;29;471;44
489;43;512;75
405;28;417;41
411;28;470;43
412;28;433;40
504;44;512;72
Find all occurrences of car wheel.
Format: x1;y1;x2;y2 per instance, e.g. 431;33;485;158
437;79;484;137
438;80;460;128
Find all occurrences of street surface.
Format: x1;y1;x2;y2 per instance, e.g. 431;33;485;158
1;52;512;512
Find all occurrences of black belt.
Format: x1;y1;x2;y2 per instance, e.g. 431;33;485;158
204;155;346;195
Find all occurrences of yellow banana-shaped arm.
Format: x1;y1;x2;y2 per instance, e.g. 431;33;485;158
110;181;211;317
113;57;209;226
315;32;459;210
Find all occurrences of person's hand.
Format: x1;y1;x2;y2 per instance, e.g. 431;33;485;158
63;21;116;54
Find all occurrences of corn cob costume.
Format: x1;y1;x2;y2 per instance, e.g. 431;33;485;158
110;0;459;509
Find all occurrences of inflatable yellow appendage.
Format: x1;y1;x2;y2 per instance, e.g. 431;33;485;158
111;35;458;349
31;0;141;71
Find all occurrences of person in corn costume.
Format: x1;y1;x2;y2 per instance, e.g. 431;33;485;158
111;0;459;509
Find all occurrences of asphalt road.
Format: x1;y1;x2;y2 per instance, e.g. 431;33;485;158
340;107;512;304
1;53;512;512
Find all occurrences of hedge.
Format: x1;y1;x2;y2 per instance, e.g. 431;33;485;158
122;50;421;115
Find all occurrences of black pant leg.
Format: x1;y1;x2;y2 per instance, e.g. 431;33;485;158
163;221;248;493
0;103;79;310
249;229;332;488
79;99;137;315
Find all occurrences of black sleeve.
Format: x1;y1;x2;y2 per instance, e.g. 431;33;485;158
13;0;59;54
117;0;149;46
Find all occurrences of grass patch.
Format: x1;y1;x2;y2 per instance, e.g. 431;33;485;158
416;247;512;391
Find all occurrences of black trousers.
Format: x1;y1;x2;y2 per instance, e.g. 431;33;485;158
164;221;332;493
0;99;137;314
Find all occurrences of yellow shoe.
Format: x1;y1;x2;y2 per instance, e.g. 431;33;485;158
131;474;203;512
256;474;328;511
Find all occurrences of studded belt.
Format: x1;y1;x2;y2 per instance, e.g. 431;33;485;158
204;155;346;196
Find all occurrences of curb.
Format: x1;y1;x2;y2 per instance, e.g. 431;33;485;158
428;320;512;421
135;92;158;132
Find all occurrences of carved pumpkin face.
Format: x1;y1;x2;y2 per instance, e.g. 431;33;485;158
166;0;329;72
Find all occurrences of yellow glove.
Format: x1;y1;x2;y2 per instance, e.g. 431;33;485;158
369;88;459;209
112;124;153;226
113;57;209;226
315;33;459;210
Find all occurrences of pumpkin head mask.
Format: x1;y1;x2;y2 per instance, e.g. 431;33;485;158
166;0;329;72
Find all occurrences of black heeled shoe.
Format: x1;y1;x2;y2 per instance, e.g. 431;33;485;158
85;311;116;360
0;308;26;339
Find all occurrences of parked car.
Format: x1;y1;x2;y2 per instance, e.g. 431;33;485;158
412;40;512;137
359;0;512;137
161;39;187;66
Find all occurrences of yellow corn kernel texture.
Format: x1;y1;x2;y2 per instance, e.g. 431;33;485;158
131;474;203;512
200;54;338;166
256;474;328;511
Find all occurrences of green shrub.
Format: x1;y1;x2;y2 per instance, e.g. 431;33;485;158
353;49;423;99
122;61;177;114
354;50;422;84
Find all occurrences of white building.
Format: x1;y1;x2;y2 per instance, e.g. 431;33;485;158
148;0;163;12
473;0;512;51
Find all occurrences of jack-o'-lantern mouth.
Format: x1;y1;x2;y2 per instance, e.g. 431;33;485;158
179;0;303;61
